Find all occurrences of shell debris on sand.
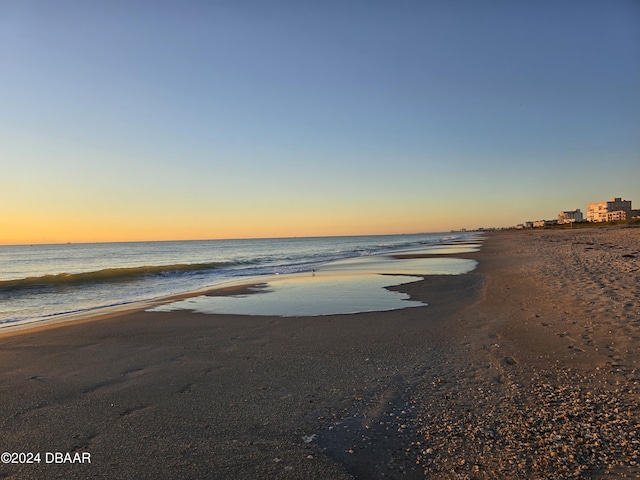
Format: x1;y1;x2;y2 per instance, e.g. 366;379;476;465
414;367;640;479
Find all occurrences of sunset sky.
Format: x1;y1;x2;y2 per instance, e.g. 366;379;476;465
1;1;639;244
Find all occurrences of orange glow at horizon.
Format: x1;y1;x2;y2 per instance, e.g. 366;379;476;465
1;209;455;245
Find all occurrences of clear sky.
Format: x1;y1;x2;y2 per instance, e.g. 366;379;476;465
1;0;639;244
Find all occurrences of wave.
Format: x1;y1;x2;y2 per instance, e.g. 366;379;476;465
0;262;233;291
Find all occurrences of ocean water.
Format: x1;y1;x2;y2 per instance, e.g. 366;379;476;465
0;232;480;328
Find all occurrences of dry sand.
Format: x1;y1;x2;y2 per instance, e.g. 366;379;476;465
0;226;638;479
413;226;640;479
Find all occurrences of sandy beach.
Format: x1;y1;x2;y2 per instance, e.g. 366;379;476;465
1;226;638;479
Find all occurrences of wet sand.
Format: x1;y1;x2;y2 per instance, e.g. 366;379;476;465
0;227;638;479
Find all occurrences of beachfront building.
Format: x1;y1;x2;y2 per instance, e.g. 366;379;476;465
557;209;583;224
604;209;640;222
533;219;557;228
587;197;634;222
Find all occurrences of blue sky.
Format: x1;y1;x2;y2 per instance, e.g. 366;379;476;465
1;0;639;243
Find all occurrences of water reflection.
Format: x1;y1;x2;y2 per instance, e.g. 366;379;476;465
152;273;425;317
150;254;478;317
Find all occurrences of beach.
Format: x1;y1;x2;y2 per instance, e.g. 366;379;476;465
0;227;638;479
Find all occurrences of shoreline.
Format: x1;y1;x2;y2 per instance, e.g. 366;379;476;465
0;279;272;338
0;227;638;478
0;232;478;332
0;238;482;336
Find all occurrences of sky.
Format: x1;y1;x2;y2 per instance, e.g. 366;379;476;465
1;0;639;244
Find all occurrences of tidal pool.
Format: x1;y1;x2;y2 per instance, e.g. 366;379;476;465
149;254;478;317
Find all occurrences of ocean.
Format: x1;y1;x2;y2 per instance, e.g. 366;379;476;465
0;232;479;328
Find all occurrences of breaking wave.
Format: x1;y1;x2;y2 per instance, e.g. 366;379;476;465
0;262;236;291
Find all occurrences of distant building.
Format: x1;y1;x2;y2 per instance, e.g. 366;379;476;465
533;219;557;228
513;223;534;229
587;197;634;222
558;209;583;224
604;209;640;222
